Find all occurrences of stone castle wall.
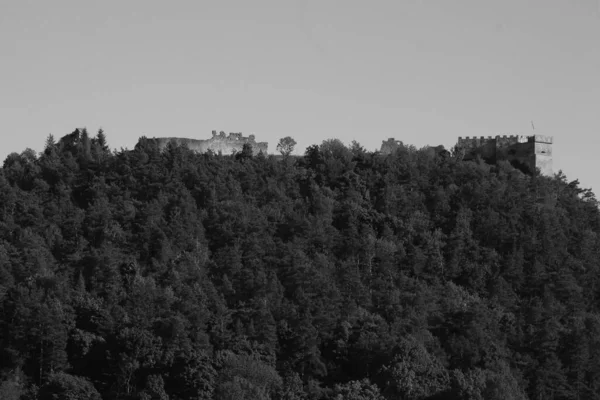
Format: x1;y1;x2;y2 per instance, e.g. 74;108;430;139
380;134;553;176
456;134;553;175
153;131;268;155
380;138;403;154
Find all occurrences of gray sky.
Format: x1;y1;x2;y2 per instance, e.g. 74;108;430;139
1;0;599;191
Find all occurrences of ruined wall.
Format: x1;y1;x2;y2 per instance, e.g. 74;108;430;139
456;134;553;175
380;138;403;154
153;131;268;155
379;134;553;175
457;136;498;161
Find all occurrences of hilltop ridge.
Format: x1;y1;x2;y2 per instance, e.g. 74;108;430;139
1;129;597;400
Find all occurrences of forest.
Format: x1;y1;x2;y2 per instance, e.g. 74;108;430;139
1;128;600;399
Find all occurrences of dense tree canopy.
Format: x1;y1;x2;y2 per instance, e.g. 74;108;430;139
1;129;600;399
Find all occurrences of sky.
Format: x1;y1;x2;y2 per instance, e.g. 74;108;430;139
1;0;599;192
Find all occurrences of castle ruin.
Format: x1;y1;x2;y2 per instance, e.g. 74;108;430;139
380;138;404;155
380;134;553;176
152;131;268;155
456;134;552;175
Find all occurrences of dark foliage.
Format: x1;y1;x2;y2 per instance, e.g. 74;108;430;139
1;130;600;399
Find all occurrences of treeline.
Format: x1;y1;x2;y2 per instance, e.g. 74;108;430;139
1;129;600;399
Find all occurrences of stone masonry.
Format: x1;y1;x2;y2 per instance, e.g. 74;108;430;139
456;134;553;175
379;134;553;176
152;131;268;156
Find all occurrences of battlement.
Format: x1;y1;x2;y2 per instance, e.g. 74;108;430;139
455;134;553;175
457;135;530;146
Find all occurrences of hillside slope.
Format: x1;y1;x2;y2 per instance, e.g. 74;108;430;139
1;130;599;399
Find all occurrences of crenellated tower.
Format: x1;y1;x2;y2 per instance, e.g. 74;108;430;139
456;134;553;175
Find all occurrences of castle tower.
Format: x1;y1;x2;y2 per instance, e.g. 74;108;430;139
532;135;553;176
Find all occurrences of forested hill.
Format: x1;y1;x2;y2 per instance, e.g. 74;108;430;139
1;130;600;400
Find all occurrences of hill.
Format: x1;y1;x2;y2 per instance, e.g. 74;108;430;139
1;129;599;399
